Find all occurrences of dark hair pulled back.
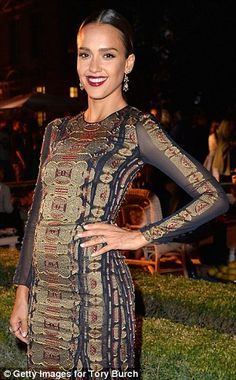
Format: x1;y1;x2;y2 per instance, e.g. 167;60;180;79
79;9;134;58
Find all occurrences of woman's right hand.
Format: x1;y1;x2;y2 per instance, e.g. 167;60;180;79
9;285;29;344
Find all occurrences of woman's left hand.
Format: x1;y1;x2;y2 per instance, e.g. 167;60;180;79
75;223;149;257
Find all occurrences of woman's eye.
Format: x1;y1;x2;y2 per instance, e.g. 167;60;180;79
104;53;115;59
79;53;89;59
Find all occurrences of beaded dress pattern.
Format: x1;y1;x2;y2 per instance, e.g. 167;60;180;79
13;106;228;376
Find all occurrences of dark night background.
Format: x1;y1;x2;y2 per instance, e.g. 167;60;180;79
61;0;236;118
0;0;236;119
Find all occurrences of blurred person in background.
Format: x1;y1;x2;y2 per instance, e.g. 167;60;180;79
160;107;172;132
0;119;15;181
203;119;220;178
11;119;26;182
0;164;24;240
212;119;236;182
0;163;14;227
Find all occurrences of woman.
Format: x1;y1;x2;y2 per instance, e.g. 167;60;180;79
203;119;219;177
0;164;14;226
10;8;228;378
212;119;235;182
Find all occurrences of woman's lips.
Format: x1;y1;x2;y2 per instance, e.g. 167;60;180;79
86;76;107;87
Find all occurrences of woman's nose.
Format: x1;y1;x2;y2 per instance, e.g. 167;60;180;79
89;56;101;72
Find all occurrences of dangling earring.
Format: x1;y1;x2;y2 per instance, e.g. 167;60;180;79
79;81;84;90
123;73;129;92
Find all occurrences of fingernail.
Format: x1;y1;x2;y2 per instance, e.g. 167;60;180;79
80;243;85;247
83;225;89;229
22;331;27;337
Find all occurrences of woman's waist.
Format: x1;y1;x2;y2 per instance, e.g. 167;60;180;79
35;218;114;235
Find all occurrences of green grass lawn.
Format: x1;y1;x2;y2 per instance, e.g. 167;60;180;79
1;248;236;380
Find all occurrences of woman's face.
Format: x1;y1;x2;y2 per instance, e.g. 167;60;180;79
77;23;135;100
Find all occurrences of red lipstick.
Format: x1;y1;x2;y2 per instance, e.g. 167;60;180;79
87;76;107;87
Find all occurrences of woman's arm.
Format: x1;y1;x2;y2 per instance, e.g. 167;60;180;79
74;114;229;256
136;115;229;243
12;122;54;287
10;119;63;343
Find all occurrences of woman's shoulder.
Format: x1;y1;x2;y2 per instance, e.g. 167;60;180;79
46;115;72;130
128;106;160;126
44;114;82;138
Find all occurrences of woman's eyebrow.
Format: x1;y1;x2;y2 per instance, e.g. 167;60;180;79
78;47;119;52
99;47;119;52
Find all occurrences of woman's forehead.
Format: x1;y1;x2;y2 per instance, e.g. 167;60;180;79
77;23;125;50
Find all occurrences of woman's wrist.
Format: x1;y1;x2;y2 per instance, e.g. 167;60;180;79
15;285;29;302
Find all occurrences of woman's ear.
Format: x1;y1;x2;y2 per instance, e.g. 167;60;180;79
125;53;135;74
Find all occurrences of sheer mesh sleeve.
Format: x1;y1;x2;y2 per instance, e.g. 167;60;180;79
136;115;229;243
13;122;54;288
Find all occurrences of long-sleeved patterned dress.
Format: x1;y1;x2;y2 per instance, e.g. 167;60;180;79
13;105;228;377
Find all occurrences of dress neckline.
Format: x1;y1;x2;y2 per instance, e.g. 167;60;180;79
82;105;129;125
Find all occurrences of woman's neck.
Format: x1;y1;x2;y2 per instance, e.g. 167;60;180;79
84;97;127;123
